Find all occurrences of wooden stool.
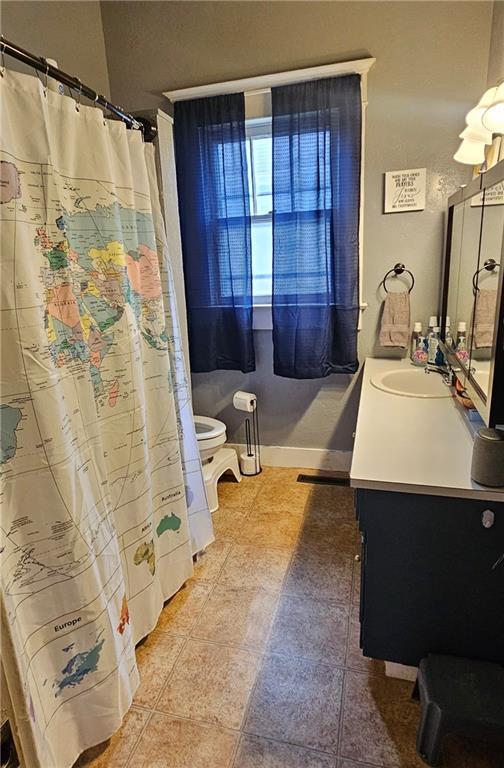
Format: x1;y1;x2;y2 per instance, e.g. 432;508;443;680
414;655;504;766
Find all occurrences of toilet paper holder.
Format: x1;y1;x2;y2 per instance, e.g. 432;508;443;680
233;391;261;476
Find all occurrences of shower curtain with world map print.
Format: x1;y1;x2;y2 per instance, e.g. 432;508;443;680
0;69;213;768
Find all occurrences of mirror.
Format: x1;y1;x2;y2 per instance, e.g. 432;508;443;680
441;159;504;427
445;193;484;374
469;180;504;397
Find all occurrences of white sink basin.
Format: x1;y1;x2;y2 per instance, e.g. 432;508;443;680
371;368;453;398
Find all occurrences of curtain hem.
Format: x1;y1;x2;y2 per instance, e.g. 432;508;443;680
273;361;359;378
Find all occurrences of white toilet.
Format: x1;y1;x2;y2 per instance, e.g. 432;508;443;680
194;415;241;512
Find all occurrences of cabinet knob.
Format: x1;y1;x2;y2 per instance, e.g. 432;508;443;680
354;554;361;562
482;509;495;528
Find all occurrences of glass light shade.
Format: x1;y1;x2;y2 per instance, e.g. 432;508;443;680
481;83;504;133
459;125;493;144
465;106;486;130
453;138;486;165
477;86;498;108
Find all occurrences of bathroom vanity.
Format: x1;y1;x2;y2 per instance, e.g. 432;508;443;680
351;160;504;670
351;358;504;668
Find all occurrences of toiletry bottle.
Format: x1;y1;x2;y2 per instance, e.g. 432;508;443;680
456;321;469;363
424;315;437;354
428;326;440;364
434;327;445;366
411;322;428;366
445;316;453;348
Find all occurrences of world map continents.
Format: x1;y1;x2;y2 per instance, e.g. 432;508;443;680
0;160;169;466
0;154;189;726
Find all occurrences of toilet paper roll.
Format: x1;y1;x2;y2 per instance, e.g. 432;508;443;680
233;391;256;412
240;451;260;476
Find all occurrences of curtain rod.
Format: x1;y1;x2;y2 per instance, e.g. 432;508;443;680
0;36;157;142
164;57;376;103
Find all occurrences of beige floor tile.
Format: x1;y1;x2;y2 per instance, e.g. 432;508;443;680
255;482;311;514
345;604;385;676
157;581;212;635
244;654;343;754
259;466;307;482
267;594;349;665
340;670;424;767
133;631;186;708
193;538;233;581
298;520;359;555
283;547;353;602
240;508;303;549
234;734;337;768
304;485;356;521
157;639;260;729
217;475;262;511
132;712;238;768
212;506;249;540
192;584;278;650
218;544;292;592
73;706;149;768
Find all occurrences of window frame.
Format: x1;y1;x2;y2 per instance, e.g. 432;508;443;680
245;117;274;309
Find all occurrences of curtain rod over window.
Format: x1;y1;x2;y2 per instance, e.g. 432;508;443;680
164;57;376;103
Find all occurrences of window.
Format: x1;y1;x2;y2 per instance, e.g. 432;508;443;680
246;118;273;303
245;117;335;306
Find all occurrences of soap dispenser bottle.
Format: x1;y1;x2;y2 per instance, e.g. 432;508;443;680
445;316;453;348
428;326;441;364
411;322;428;366
424;316;437;355
456;321;469;363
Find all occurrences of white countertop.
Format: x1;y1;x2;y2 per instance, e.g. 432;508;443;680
350;357;504;503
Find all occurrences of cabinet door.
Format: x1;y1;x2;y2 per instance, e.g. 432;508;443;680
357;489;504;667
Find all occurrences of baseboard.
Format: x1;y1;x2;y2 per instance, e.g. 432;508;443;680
385;661;418;682
228;443;352;472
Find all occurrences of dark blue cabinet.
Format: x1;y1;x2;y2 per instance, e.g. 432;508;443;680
356;489;504;667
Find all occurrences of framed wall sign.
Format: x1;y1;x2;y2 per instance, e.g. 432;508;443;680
384;167;426;213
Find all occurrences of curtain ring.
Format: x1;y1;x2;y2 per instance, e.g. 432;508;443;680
75;78;82;112
94;92;106;127
44;59;49;96
0;36;5;77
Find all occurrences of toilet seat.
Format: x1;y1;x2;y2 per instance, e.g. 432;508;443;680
194;416;226;441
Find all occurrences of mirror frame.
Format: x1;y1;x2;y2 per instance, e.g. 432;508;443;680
440;158;504;427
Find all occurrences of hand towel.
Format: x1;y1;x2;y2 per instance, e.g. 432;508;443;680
474;288;497;348
379;290;410;348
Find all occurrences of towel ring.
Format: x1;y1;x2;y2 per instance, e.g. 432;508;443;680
472;259;500;293
381;263;415;294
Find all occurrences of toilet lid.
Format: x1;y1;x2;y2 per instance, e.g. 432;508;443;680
194;415;226;440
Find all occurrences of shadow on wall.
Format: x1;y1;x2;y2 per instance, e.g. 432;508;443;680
191;331;364;452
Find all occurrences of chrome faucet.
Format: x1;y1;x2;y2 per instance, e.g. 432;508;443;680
424;363;454;386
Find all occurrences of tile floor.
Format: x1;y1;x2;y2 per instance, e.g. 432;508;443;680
75;467;503;768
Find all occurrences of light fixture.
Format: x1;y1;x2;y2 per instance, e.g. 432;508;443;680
453;138;486;165
459;125;493;144
482;82;504;134
454;83;503;165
